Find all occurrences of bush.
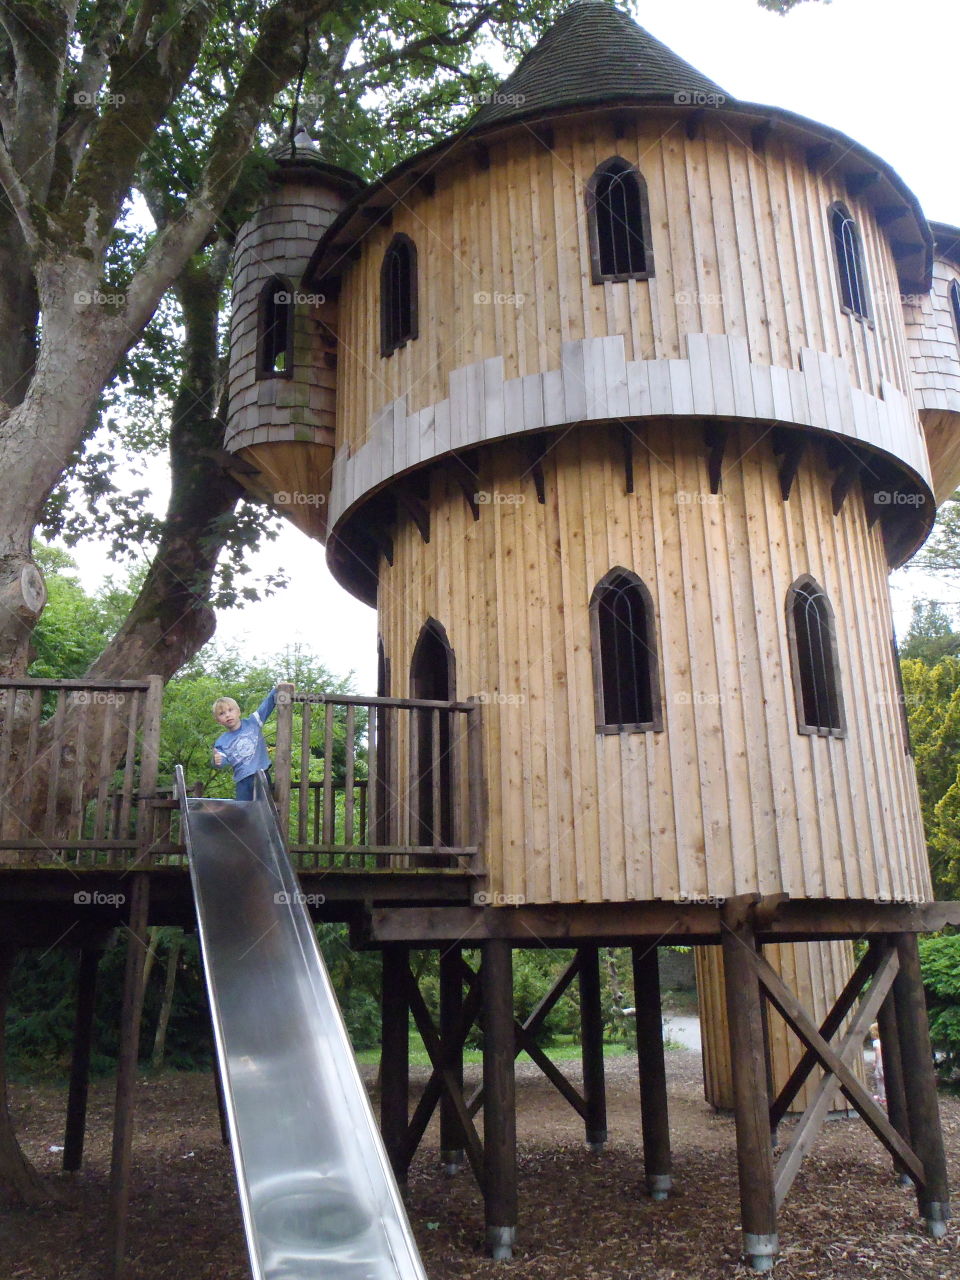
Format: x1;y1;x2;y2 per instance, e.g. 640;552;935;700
918;933;960;1076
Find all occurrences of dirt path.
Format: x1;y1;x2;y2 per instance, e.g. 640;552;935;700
4;1050;959;1279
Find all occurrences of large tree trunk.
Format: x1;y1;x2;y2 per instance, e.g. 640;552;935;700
0;946;57;1206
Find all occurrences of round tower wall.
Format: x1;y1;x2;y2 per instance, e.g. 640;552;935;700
377;420;929;906
227;176;347;522
330;111;929;535
903;254;960;501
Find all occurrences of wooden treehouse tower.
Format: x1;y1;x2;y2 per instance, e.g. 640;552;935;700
220;0;960;1271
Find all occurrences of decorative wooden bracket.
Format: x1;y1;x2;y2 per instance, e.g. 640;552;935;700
620;425;636;495
845;170;881;199
394;482;430;543
703;424;728;494
830;455;861;515
685;108;705;140
771;428;805;501
751;119;774;153
368;525;394;567
441;453;481;520
805;142;834;170
524;435;552;505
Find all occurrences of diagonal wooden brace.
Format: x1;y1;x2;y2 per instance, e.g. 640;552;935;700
773;941;905;1207
751;947;925;1186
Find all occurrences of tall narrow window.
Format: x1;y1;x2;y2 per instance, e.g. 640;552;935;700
257;276;294;377
590;569;662;732
829;203;870;320
786;577;845;736
586;158;653;283
380;233;418;356
949;279;960;344
410;619;455;846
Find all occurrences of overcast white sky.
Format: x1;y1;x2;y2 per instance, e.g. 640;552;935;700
67;0;960;690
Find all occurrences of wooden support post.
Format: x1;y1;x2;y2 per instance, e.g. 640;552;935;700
482;938;517;1260
892;933;951;1237
440;945;465;1173
578;945;607;1150
63;947;101;1172
876;984;911;1183
632;944;671;1199
107;872;151;1280
380;944;410;1182
721;909;778;1272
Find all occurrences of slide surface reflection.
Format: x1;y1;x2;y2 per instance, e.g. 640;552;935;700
176;767;427;1280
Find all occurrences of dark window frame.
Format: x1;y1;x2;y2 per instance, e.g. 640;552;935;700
589;567;663;734
380;233;419;356
585;157;655;284
256;275;295;378
828;202;871;323
949;278;960;344
785;575;846;738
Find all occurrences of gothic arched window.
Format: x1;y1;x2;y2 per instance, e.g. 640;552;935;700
949;278;960;344
381;233;418;355
257;276;294;377
829;203;870;320
590;569;662;733
586;158;654;283
786;576;845;736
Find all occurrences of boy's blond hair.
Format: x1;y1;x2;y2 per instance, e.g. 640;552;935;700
212;696;240;717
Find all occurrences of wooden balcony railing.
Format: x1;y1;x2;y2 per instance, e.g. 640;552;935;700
274;692;484;873
0;677;162;868
0;679;484;876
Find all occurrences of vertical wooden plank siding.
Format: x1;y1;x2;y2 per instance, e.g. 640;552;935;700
379;420;929;905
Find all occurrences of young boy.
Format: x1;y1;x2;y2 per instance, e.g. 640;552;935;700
212;685;287;801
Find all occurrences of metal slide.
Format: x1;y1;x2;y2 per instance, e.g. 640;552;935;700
175;767;428;1280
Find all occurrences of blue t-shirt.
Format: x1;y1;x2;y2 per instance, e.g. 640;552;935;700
214;689;278;782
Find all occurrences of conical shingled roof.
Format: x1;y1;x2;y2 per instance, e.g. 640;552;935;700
471;1;729;131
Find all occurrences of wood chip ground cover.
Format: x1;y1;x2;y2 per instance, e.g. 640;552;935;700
3;1049;958;1278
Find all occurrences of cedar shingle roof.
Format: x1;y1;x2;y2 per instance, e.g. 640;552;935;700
471;1;729;130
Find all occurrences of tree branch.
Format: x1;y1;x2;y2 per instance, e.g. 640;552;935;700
49;0;127;206
122;0;342;337
345;5;495;80
0;132;41;251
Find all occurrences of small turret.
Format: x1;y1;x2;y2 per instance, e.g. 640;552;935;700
224;136;363;540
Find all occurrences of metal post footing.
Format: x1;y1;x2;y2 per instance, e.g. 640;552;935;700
585;1127;607;1153
922;1202;949;1240
647;1173;671;1201
487;1226;516;1261
743;1232;778;1272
